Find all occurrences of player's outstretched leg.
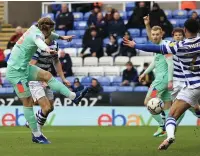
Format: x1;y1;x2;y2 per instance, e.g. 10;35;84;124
158;99;190;150
37;69;89;104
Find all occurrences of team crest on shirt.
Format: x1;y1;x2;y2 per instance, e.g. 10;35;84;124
169;42;175;47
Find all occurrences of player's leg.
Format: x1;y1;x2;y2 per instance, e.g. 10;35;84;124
36;87;54;131
158;99;190;150
171;81;185;125
158;87;200;150
30;65;88;104
6;67;50;144
144;85;164;136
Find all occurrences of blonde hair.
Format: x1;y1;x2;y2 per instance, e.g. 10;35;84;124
151;26;162;32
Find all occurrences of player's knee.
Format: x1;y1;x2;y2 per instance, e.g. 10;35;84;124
43;71;52;81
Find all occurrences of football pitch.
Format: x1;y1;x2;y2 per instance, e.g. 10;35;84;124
0;126;199;156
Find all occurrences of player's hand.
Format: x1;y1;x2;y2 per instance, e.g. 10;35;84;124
63;79;71;86
139;74;145;83
143;15;150;26
168;80;173;90
62;35;75;42
45;48;57;54
123;37;136;48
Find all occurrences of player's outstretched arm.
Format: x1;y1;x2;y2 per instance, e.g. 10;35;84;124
54;58;71;86
143;15;153;41
50;32;75;42
123;37;176;54
139;60;155;82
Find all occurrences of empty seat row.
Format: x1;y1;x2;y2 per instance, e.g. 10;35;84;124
72;65;144;77
0;87;14;94
164;9;200;19
70;56;154;67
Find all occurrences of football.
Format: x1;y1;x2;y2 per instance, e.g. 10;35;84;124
147;98;164;115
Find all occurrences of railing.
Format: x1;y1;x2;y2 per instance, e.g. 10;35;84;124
42;1;126;14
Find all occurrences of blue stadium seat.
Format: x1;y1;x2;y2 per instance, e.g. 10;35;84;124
67;30;80;39
3;79;12;87
128;29;140;37
6;87;14;93
84;12;92;20
56;77;62;82
73;12;83;21
103;38;109;47
42;13;54;21
81;76;92;86
74;21;87;30
117;86;133;92
134;37;147;44
103;86;117;92
117;38;123;45
57;40;71;48
79;30;85;37
127;11;133;18
134;86;148;92
164;10;172;19
66;76;76;84
112;76;122;86
169;19;179;27
71;39;82;48
165;37;173;41
179;18;187;27
98;77;111;86
188;9;200;17
141;29;147;37
119;11;127;20
55;30;66;36
173;10;187;19
0;88;6;94
51;4;61;12
126;2;135;11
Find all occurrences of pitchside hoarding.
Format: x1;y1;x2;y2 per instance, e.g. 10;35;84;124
0;106;198;126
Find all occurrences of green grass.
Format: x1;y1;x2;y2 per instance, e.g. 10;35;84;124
0;126;200;156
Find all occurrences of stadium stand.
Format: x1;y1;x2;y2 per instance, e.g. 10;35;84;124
0;2;197;93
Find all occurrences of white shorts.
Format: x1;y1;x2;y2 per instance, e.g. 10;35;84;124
29;81;54;102
176;87;200;107
171;80;185;101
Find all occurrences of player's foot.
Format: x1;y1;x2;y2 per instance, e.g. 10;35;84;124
32;133;51;144
153;127;165;137
72;87;89;104
158;137;175;150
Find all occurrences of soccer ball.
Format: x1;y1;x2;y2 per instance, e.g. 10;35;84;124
147;98;164;115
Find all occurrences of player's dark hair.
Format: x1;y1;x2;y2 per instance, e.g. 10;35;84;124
172;28;185;37
184;19;200;34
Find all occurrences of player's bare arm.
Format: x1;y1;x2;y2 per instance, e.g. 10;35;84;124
54;58;71;86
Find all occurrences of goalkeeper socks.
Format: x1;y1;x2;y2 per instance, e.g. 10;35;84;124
23;107;41;137
165;117;176;139
47;77;76;100
36;109;47;131
152;114;164;126
176;113;185;125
